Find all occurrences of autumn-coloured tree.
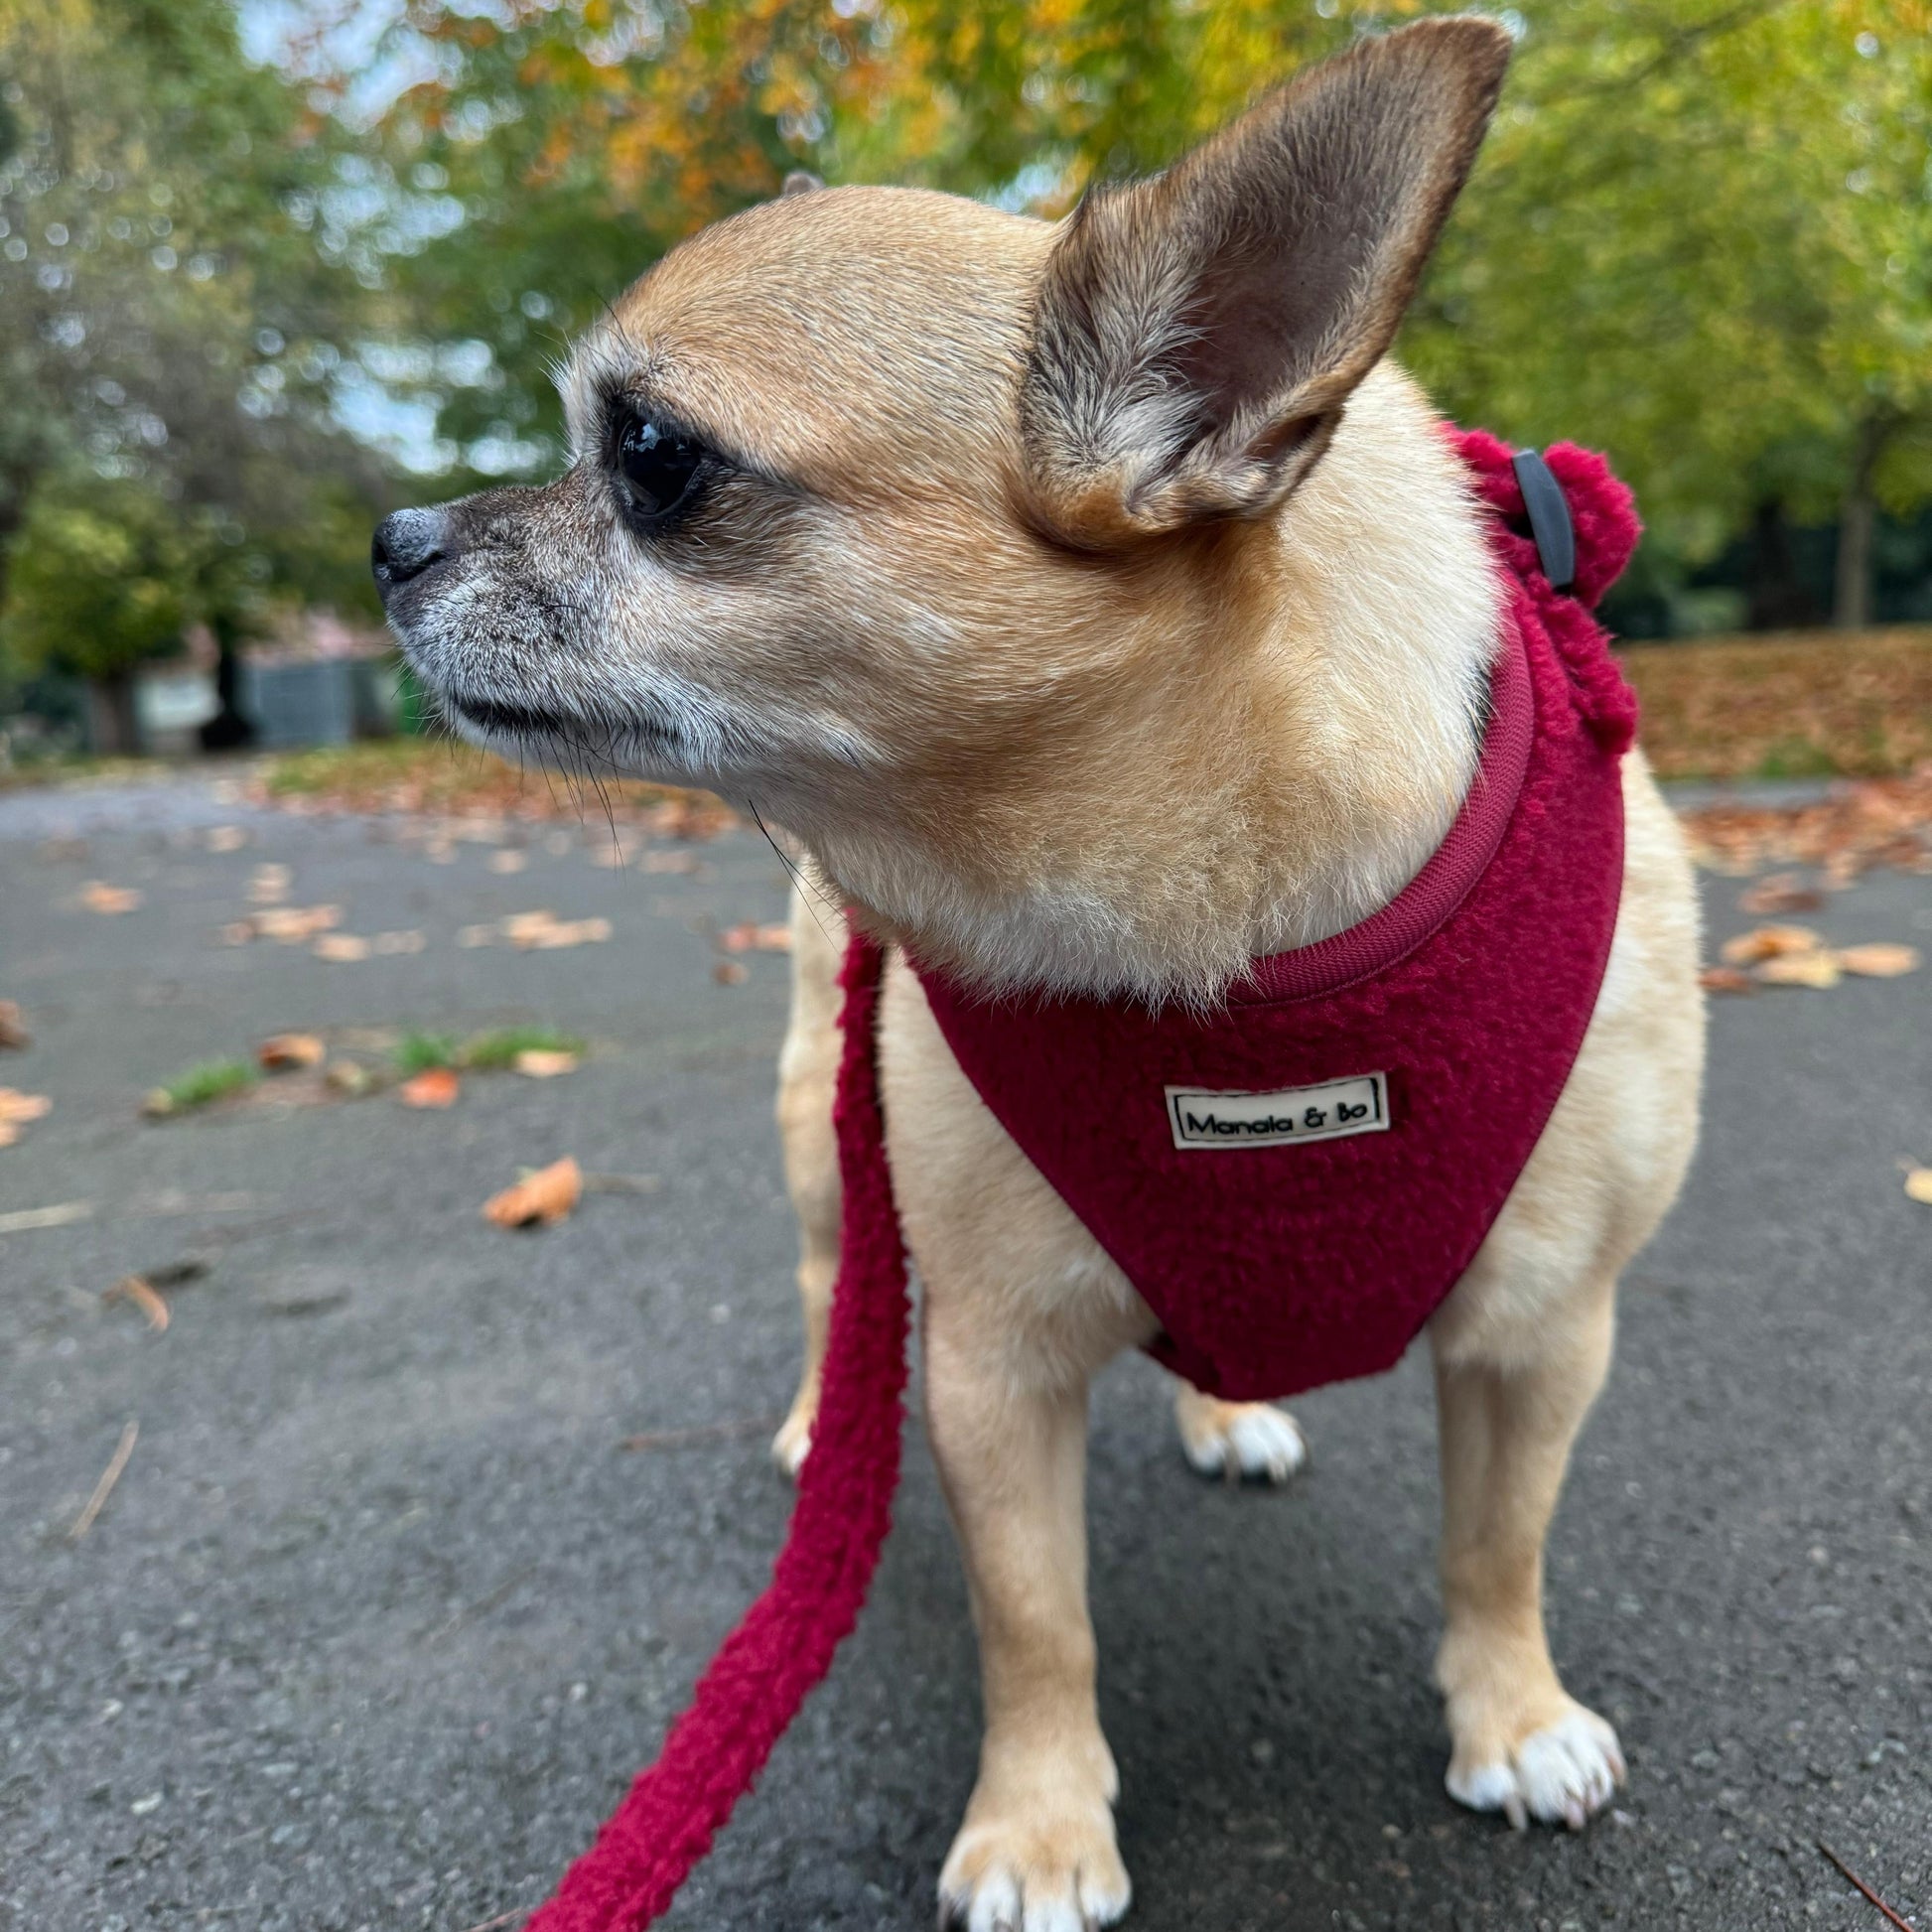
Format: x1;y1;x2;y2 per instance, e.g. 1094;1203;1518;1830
374;0;1929;629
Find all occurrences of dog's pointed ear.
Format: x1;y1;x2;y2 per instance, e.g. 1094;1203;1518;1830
1020;17;1510;546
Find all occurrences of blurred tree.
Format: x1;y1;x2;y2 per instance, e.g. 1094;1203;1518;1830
0;0;395;744
374;0;1929;630
0;474;188;753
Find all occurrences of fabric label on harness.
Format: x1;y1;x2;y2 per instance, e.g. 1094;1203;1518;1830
1166;1072;1390;1151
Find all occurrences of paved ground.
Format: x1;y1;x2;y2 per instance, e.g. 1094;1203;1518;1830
1;768;1928;1932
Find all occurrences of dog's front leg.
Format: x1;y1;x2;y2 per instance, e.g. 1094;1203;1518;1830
1431;1280;1625;1831
924;1297;1131;1930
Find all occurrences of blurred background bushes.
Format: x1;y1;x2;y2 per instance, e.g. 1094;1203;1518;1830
1;0;1928;752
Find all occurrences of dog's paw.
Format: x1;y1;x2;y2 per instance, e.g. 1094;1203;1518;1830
938;1801;1131;1932
1173;1387;1307;1484
770;1387;817;1480
1447;1701;1625;1832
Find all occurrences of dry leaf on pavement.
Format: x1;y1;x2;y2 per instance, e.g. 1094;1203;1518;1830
1754;951;1843;989
1720;924;1823;966
398;1067;460;1108
1836;943;1921;978
483;1156;582;1228
103;1274;171;1331
1699;966;1755;996
1905;1169;1932;1205
719;921;793;954
78;882;142;914
0;1001;29;1049
1737;873;1824;915
0;1089;53;1125
713;959;748;986
257;1033;326;1071
241;904;342;944
513;1049;580;1078
313;934;372;963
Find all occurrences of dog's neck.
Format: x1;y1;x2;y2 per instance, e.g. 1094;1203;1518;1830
800;374;1502;1008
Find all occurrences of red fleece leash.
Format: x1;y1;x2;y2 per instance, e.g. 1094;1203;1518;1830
524;932;903;1932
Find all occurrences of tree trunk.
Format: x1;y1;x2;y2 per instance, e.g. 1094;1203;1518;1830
1744;497;1821;631
86;675;144;757
1834;414;1891;630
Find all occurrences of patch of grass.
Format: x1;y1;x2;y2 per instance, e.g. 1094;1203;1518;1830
1619;624;1932;781
392;1031;461;1074
149;1058;256;1115
459;1027;587;1070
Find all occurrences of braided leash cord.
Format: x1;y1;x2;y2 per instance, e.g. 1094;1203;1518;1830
525;931;904;1931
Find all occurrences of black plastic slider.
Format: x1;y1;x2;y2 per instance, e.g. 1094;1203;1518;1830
1510;448;1577;594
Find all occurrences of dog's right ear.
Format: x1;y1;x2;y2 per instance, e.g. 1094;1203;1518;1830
1019;18;1510;547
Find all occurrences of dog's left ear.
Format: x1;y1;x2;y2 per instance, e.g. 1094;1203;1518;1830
1021;17;1510;545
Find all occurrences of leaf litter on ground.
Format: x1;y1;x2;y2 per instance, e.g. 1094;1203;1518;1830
483;1156;582;1229
1708;924;1920;994
0;1001;29;1049
0;1087;53;1147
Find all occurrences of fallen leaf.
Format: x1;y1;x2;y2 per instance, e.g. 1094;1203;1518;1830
1905;1169;1932;1205
79;882;142;914
503;911;612;950
0;1089;52;1125
713;959;748;985
0;1001;29;1049
483;1155;582;1229
249;904;342;944
488;849;528;874
257;1033;326;1071
247;864;291;905
1754;951;1843;989
312;934;372;963
513;1049;581;1077
205;824;248;853
103;1274;170;1332
1699;966;1755;996
1737;873;1824;915
1720;923;1823;966
1835;943;1921;978
399;1067;460;1108
324;1060;370;1096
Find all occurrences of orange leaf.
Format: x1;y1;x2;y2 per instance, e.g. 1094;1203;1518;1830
1754;951;1842;989
79;882;142;914
0;1088;52;1125
0;1000;29;1049
1720;924;1822;965
399;1067;461;1108
1836;943;1920;978
1698;966;1754;995
1905;1169;1932;1206
257;1033;326;1071
483;1156;582;1229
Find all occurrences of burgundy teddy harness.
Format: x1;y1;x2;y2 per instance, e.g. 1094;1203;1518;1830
524;429;1643;1932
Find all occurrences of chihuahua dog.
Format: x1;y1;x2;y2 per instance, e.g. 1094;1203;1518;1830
375;17;1705;1926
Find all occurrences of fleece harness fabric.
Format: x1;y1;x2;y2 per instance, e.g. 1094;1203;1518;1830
916;429;1642;1403
522;428;1641;1931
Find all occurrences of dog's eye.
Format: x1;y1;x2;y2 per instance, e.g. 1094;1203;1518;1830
617;413;705;523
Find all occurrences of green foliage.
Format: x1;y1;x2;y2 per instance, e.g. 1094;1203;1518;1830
393;1031;461;1074
149;1057;256;1114
0;474;189;682
460;1028;586;1070
0;0;394;675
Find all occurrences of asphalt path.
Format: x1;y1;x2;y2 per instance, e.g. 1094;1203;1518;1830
1;769;1927;1932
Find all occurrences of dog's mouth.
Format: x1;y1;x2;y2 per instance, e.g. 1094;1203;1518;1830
447;692;577;739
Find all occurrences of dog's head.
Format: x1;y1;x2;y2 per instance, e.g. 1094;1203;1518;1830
376;18;1508;990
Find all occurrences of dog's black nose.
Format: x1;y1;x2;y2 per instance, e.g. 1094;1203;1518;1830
370;507;450;595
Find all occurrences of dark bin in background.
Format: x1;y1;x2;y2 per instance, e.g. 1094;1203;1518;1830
239;660;356;749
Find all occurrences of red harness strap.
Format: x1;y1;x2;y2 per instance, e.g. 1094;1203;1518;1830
521;430;1638;1929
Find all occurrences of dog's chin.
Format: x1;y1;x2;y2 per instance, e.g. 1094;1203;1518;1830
436;685;701;786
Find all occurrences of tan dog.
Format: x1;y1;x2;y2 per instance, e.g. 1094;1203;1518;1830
374;19;1705;1926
